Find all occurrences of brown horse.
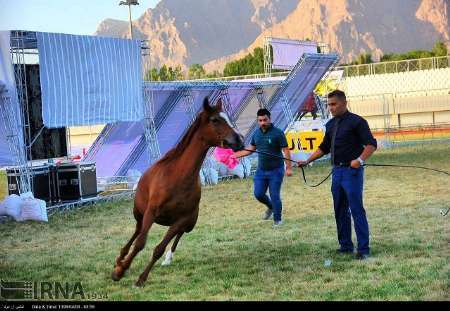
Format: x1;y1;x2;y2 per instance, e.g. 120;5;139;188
111;97;244;286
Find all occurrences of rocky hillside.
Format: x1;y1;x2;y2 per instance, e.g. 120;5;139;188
95;0;450;71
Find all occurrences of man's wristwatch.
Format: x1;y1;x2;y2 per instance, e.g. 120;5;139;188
357;157;365;166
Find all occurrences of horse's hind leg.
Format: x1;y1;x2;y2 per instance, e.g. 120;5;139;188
135;225;181;287
112;209;154;282
115;212;142;267
161;208;198;267
161;232;184;266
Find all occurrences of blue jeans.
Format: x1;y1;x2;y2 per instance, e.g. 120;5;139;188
331;166;370;254
253;166;285;222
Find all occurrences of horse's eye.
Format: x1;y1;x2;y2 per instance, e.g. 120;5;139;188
211;118;220;124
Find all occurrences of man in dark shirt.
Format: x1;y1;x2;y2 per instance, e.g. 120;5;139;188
233;108;292;228
298;90;377;260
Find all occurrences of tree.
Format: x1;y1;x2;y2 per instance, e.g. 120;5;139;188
350;53;373;65
145;65;185;81
145;68;159;81
358;53;373;64
379;40;447;62
188;64;206;79
205;70;221;79
159;65;168;81
223;47;265;77
432;41;448;57
168;66;175;81
173;65;184;80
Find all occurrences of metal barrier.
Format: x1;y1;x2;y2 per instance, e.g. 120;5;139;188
336;56;450;77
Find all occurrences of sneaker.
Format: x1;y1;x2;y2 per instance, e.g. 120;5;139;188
273;220;283;228
262;209;273;220
354;253;370;260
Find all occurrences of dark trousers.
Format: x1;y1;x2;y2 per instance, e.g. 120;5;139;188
331;166;370;254
253;166;285;222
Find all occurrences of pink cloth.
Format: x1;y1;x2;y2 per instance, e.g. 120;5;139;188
213;147;239;169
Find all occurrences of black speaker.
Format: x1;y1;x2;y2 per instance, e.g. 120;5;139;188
6;165;59;204
16;64;68;160
56;162;97;201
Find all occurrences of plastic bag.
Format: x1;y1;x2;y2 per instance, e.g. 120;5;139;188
209;168;219;185
228;164;245;179
1;194;23;221
20;198;48;222
213;147;239;169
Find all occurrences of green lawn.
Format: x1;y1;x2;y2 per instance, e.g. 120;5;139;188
0;143;449;301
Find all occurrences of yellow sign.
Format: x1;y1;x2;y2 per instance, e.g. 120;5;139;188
286;131;325;153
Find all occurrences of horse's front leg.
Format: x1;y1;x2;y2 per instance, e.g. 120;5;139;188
115;214;142;267
112;209;154;281
135;223;182;287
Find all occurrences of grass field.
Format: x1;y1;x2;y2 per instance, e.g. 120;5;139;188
0;143;449;301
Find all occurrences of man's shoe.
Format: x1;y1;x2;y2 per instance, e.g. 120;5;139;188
355;253;370;260
336;248;354;254
273;220;283;228
262;209;273;220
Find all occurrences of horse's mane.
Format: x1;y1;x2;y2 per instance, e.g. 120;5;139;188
157;113;204;164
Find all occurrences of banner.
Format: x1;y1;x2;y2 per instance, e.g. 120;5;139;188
286;130;325;153
271;38;318;70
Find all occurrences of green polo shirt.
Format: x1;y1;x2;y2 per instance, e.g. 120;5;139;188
251;124;288;170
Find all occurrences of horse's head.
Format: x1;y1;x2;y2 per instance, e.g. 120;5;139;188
199;97;244;151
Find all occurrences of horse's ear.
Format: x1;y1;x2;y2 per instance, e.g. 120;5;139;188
215;98;223;112
203;97;213;113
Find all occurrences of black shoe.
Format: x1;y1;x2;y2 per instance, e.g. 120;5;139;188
336;248;354;254
355;253;370;260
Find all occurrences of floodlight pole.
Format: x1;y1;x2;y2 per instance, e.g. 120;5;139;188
119;1;139;39
128;5;133;39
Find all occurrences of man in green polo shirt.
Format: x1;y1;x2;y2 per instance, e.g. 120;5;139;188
233;108;292;227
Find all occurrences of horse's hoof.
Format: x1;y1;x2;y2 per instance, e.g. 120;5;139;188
111;266;124;281
115;261;125;268
134;278;146;287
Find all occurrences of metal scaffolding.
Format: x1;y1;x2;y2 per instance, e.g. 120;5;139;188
2;30;150;213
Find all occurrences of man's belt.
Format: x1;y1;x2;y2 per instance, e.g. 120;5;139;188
333;162;351;167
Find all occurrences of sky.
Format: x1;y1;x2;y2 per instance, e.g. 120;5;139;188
0;0;161;35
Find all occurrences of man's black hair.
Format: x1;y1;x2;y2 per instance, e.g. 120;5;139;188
257;108;271;118
328;90;346;101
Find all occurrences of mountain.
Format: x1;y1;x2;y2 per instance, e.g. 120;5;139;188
96;0;299;69
95;0;450;72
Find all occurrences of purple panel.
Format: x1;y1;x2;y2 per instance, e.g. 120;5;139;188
159;108;191;154
231;76;285;83
144;89;172;118
92;121;144;177
272;57;335;130
244;54;337;145
190;89;215;112
272;39;318;70
226;87;252;115
83;89;171;176
130;89;212;173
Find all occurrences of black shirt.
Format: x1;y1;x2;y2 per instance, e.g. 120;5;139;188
319;111;377;165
